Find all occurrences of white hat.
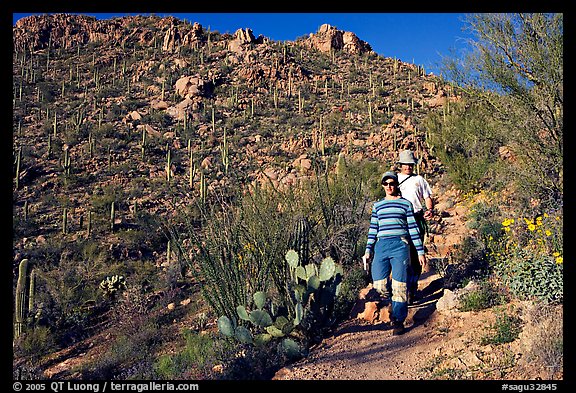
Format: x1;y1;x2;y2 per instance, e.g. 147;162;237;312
397;150;419;165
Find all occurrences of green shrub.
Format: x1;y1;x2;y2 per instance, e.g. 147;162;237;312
458;280;506;312
494;250;563;303
14;326;57;360
467;201;503;242
154;330;217;379
333;264;369;320
489;210;563;303
481;308;523;345
423;99;504;193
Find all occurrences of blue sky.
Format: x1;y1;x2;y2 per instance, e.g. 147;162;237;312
13;13;474;76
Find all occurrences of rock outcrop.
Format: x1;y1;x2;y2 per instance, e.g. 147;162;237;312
304;23;372;55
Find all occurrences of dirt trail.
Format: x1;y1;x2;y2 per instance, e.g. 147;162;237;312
272;267;557;381
273;270;447;380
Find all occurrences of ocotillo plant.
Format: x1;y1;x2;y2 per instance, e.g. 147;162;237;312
14;259;29;339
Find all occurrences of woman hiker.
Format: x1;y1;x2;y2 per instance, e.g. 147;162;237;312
362;171;427;335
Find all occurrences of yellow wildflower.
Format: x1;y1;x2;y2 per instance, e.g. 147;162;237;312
545;230;552;236
502;218;515;227
553;252;560;257
555;256;563;264
528;224;536;231
544;213;549;218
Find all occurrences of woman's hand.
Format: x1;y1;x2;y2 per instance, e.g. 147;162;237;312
362;253;371;271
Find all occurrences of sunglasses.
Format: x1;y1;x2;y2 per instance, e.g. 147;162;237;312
383;181;397;187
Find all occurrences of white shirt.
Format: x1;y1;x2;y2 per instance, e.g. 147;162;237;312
397;173;432;213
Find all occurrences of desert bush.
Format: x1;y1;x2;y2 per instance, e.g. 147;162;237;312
458;280;506;312
466;200;503;242
332;264;370;320
154;330;218;379
522;303;563;378
211;340;285;380
481;307;523;345
423;99;504;193
166;187;291;322
488;209;563;303
13;326;57;361
441;236;491;290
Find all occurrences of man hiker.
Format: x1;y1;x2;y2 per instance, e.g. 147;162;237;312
396;150;434;304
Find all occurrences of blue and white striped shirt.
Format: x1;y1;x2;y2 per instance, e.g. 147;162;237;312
365;197;424;256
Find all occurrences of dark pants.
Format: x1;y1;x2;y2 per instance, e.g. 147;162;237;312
371;237;410;323
407;211;426;295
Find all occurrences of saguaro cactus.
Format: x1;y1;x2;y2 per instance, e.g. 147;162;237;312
14;259;29;339
166;148;172;183
290;216;311;266
220;128;229;174
199;171;207;204
62;207;68;234
28;268;36;320
15;146;22;190
110;201;116;232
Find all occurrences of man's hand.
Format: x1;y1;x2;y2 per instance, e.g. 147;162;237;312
419;254;428;272
424;209;433;220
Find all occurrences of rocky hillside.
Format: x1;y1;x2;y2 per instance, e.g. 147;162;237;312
12;14;462;378
13;13;459;264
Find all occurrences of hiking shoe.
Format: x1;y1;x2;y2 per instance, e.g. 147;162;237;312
392;321;405;336
408;291;420;305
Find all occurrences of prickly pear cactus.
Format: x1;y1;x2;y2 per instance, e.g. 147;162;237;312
99;275;127;297
217;315;235;337
318;256;336;281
